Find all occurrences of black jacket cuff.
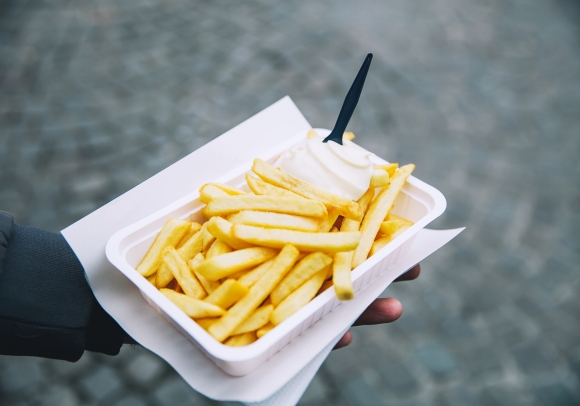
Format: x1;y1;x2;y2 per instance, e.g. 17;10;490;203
0;211;125;361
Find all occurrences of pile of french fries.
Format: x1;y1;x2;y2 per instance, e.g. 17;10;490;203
136;132;415;347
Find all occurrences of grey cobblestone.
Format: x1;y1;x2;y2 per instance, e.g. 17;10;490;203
0;357;43;393
1;0;580;404
32;385;80;406
413;340;458;379
79;365;122;403
153;376;215;406
113;395;149;406
125;352;165;385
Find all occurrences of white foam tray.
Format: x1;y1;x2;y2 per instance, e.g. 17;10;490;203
105;129;446;376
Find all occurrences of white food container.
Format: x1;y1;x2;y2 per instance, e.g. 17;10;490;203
105;129;446;376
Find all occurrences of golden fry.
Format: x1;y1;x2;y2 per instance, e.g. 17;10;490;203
387;214;414;224
340;188;375;233
319;210;340;232
154;263;175;289
256;323;274;338
252;158;362;221
136;218;191;277
370;168;390;188
343;131;355;141
379;218;413;236
329;190;376;298
208;183;247;196
204;195;327;218
196;246;278;281
199;184;230;204
204;279;249;309
206;216;253;250
352;164;415;268
237;259;275;287
246;174;306;199
195;317;219;330
188;253;221;294
202;224;216;251
228;210;321;232
206;239;233;259
176;226;205;260
232;224;360;253
270;269;327;325
271;252;333;306
208;245;300;342
375;163;399;178
156;226;204;288
163;247;207;299
324;263;334;279
231;305;273;335
307;129;318;138
224;331;257;347
332;251;354;300
160;289;224;318
227;268;251;279
176;222;202;249
370;225;412;256
317;280;334;295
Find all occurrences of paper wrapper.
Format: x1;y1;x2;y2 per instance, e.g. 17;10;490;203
62;97;463;405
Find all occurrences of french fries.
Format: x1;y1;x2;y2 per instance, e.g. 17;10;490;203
189;253;221;294
204;279;249;309
237;259;275;287
370;168;390;188
319;210;340;232
246;174;305;200
227;210;321;232
270;268;327;325
375;163;398;177
176;222;202;249
163;247;207;300
156;226;204;288
136;218;191;276
379;217;413;236
204;195;327;218
352;164;415;269
271;252;333;305
332;188;375;300
208;245;300;342
206;216;253;250
252;159;362;221
257;323;274;338
224;332;257;347
231;304;273;335
199;184;230;204
208;183;247;196
233;224;360;253
135;133;417;346
161;289;224;318
196;247;278;281
206;239;233;259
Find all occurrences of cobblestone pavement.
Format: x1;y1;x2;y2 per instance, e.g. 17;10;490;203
1;0;580;405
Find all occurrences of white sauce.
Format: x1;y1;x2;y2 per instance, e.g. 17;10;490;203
275;135;374;200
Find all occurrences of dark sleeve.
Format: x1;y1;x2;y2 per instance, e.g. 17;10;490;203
0;211;125;362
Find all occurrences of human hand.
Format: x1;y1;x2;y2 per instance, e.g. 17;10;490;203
333;263;421;349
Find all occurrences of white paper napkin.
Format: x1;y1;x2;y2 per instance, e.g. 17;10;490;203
61;97;463;405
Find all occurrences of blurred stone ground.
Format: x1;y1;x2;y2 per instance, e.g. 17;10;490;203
1;0;580;405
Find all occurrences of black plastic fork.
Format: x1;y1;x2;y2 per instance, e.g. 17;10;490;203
323;53;373;145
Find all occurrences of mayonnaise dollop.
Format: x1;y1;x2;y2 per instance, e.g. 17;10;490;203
275;134;374;200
